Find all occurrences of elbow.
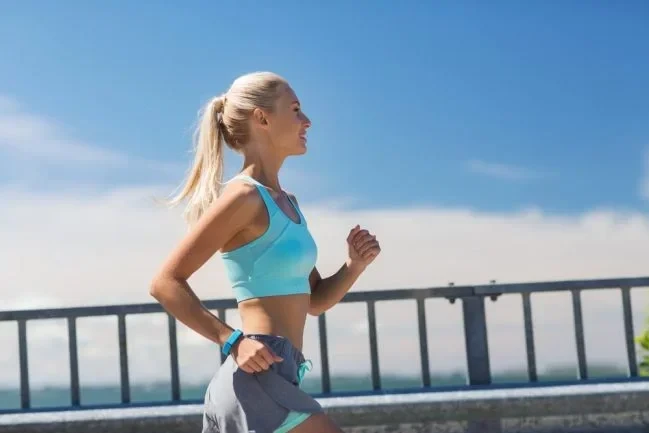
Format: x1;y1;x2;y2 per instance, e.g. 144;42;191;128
148;276;162;300
307;298;325;316
149;273;171;302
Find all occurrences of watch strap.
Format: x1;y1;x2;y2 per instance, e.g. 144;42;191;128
221;329;244;356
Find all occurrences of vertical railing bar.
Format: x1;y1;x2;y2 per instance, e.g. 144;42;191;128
462;292;501;433
117;313;130;404
461;295;492;386
571;289;588;380
367;300;381;390
67;317;80;406
218;309;227;365
18;319;30;409
168;314;181;401
521;293;538;382
621;286;638;377
318;313;331;394
416;298;431;387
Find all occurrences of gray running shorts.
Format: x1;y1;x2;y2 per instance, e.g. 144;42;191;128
201;334;323;433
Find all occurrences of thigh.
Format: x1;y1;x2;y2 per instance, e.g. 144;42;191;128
286;412;344;433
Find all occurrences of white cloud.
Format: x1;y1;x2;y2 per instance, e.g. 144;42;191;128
0;96;125;165
0;95;647;391
466;159;549;181
1;185;648;388
0;95;182;177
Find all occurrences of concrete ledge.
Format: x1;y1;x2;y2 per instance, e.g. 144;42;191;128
2;382;649;433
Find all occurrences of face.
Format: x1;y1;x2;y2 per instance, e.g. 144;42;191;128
263;85;311;156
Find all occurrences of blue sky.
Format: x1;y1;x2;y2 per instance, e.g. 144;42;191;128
1;1;648;213
3;2;649;388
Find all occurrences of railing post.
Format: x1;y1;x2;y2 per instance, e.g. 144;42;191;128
18;319;30;410
67;317;80;406
416;298;431;387
366;300;381;391
460;293;501;433
318;313;331;394
117;314;130;404
621;286;638;377
167;314;181;402
462;295;492;386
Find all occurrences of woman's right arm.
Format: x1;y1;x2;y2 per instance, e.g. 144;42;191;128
149;184;283;373
149;184;255;345
149;184;282;373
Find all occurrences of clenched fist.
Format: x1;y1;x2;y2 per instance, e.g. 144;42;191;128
231;337;283;374
347;225;381;271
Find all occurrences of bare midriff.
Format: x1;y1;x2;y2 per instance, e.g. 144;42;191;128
238;294;311;352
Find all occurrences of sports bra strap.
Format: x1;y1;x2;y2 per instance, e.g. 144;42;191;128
229;174;279;215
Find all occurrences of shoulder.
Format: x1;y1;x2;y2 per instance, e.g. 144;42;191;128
218;180;264;213
199;180;264;227
222;179;260;200
155;180;265;280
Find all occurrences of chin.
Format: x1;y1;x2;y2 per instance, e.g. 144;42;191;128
288;140;308;156
291;147;307;156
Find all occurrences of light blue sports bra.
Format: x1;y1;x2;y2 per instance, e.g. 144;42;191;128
220;174;318;303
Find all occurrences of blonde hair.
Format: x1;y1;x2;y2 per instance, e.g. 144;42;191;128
167;71;288;225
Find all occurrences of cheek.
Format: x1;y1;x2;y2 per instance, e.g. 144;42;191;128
273;119;298;141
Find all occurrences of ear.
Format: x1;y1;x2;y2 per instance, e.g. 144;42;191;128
252;108;269;127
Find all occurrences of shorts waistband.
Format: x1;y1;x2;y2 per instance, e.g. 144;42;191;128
244;333;306;365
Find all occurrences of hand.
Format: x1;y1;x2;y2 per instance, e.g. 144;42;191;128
347;225;381;271
231;337;283;374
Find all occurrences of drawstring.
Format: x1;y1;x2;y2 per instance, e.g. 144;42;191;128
297;360;312;385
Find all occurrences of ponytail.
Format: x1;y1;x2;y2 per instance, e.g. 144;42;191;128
167;94;226;226
165;72;288;226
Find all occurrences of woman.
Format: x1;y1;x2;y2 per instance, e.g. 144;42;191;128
150;71;381;433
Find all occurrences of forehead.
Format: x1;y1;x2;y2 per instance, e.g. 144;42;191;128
277;85;299;105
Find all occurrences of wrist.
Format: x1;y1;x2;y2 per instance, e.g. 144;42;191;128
218;326;235;346
346;258;366;274
221;328;244;356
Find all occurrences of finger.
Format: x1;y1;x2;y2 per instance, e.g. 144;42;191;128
239;365;255;374
347;225;361;243
246;358;264;373
258;346;279;366
238;361;256;374
254;355;271;371
351;229;369;245
353;232;371;244
356;235;376;251
362;246;380;259
359;245;378;258
361;242;380;256
355;234;376;251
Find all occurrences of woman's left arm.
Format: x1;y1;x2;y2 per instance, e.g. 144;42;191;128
288;194;381;315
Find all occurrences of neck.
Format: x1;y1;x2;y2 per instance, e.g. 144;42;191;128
240;142;286;191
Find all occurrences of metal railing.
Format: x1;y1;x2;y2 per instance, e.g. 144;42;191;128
1;276;648;413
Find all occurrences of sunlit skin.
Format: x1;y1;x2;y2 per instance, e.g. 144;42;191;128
225;84;380;361
150;81;381;432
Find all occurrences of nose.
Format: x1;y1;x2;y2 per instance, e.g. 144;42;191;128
301;112;311;128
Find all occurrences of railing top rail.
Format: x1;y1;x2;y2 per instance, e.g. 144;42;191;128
472;276;649;296
2;276;648;322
